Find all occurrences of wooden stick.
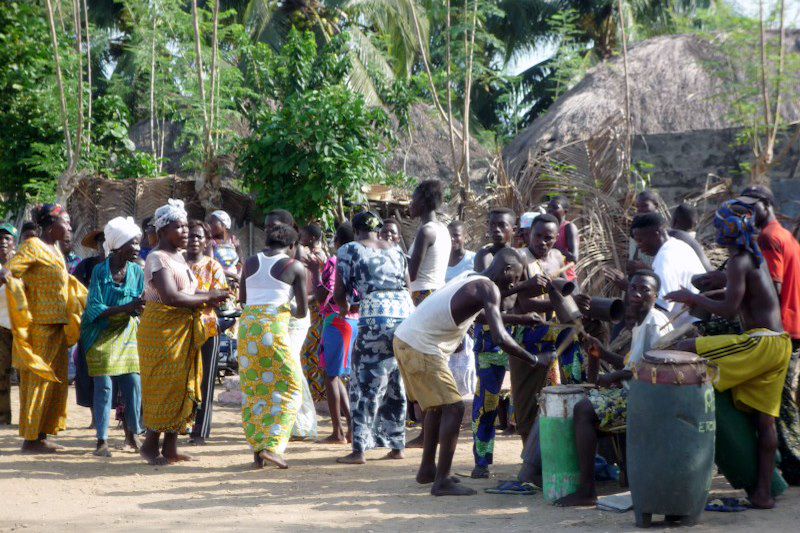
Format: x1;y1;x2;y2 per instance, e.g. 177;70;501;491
659;288;726;331
550;262;575;279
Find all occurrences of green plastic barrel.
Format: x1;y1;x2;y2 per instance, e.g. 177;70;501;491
714;390;788;497
539;385;586;502
627;351;716;527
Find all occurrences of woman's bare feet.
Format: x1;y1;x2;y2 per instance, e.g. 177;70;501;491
140;431;168;465
162;450;196;463
140;445;168;465
380;449;404;460
317;434;348;444
21;439;62;454
431;477;476;496
258;450;288;469
336;451;366;464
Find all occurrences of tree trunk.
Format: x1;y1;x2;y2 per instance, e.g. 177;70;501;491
44;0;74;201
82;0;92;151
617;0;632;181
459;0;479;218
71;0;84;171
208;0;220;156
150;15;157;158
190;0;210;159
409;1;462;143
444;0;461;215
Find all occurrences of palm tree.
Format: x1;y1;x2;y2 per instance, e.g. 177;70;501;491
241;0;429;105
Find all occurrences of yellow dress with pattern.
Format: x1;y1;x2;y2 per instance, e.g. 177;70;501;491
5;238;87;439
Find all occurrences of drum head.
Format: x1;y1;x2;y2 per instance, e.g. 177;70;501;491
542;384;586;395
644;349;702;365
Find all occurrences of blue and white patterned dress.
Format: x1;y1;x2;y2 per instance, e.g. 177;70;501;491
337;242;413;453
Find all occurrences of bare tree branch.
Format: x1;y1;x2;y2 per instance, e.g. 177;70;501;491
44;0;74;170
191;0;211;161
409;1;463;143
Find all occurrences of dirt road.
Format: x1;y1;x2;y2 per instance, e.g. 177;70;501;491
1;387;798;531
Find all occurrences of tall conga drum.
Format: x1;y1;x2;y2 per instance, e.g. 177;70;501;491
627;350;715;527
539;385;588;502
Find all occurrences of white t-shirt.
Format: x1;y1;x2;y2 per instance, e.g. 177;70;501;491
395;273;485;357
409;221;451;292
623;307;672;389
445;250;476;282
651;237;705;326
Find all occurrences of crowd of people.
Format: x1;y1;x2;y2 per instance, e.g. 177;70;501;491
0;180;799;508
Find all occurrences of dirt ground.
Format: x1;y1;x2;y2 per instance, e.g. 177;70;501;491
1;386;799;532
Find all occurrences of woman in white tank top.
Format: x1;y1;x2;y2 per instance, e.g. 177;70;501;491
238;224;308;469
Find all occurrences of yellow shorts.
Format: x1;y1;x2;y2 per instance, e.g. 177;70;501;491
697;329;791;418
393;338;462;410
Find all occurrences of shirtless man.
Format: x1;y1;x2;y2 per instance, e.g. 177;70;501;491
394;248;553;496
667;200;792;509
470;208;517;477
473;208;516;271
513;214;572;444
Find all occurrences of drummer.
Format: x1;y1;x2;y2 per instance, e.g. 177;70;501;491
554;270;672;506
666;200;792;509
393;248;551;497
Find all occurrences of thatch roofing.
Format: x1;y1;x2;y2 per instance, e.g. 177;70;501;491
382;103;493;191
504;32;800;180
66;175;263;257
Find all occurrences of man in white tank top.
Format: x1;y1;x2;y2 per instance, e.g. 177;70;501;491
394;248;552;497
408;180;451;303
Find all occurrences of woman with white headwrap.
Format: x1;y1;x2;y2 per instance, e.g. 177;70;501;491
80;217;146;457
137;200;229;465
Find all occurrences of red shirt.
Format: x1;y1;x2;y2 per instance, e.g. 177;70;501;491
758;220;800;339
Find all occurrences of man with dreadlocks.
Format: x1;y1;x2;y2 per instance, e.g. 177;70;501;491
667;199;792;509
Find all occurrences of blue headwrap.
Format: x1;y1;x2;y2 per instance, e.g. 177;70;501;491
714;200;763;267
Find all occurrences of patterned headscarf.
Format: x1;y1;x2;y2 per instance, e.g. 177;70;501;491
210;210;232;230
353;211;383;232
714;199;763;266
34;203;66;227
153;199;188;231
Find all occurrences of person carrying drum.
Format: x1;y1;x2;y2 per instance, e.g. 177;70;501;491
393;248;552;496
552;270;672;506
667;199;792;509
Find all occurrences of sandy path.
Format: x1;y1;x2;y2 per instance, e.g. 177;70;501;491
1;386;798;532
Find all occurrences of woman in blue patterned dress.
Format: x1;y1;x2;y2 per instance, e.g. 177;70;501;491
334;212;413;464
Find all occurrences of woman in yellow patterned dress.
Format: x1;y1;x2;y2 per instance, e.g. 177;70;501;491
0;204;86;453
239;223;308;469
137;200;229;465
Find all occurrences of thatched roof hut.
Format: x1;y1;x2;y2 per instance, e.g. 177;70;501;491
387;104;492;191
503;33;800;218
